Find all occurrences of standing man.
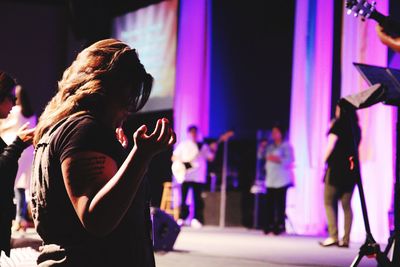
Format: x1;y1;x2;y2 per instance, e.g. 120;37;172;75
172;125;217;228
263;124;294;236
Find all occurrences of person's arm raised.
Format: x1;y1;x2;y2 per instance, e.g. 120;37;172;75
61;118;176;237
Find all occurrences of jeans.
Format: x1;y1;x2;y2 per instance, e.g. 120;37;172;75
179;182;204;222
14;188;27;222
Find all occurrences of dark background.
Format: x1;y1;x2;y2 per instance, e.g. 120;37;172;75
0;0;295;139
210;1;295;139
2;0;399;228
0;0;293;227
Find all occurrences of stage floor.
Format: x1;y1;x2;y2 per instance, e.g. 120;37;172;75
155;226;381;267
1;226;387;267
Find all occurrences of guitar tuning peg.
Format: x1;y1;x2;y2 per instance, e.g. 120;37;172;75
371;1;376;6
354;13;358;17
345;0;354;8
347;9;352;15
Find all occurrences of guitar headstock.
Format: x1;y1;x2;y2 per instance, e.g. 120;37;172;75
218;130;234;143
346;0;376;21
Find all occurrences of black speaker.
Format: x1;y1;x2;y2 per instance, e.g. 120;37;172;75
151;208;180;251
203;191;242;226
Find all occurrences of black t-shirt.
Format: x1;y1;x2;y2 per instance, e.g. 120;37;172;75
32;114;155;267
53;115;126;165
326;118;361;188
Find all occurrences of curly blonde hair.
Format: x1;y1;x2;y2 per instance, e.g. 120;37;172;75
34;39;152;145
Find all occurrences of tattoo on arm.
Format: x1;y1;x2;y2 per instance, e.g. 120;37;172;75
67;156;107;194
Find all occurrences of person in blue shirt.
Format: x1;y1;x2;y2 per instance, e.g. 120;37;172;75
262;124;294;235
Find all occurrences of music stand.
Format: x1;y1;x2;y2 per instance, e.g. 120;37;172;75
348;63;400;266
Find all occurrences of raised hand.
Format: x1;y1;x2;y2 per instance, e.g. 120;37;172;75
267;154;282;164
133;118;176;158
116;127;129;149
16;122;35;145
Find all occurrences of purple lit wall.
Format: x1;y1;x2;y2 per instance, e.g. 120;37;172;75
340;1;392;244
288;0;333;235
172;0;211;215
174;0;211;142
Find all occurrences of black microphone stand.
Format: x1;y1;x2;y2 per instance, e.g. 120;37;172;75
343;64;400;266
343;101;391;267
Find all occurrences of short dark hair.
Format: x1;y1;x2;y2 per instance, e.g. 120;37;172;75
187;125;198;133
272;122;286;136
0;71;17;101
17;86;35;118
337;100;359;123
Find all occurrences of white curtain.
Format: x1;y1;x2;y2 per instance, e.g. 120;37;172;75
288;0;334;235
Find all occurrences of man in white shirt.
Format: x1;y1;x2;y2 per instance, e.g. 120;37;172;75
172;125;216;228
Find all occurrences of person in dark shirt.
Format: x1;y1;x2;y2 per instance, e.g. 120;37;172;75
0;71;35;256
31;39;176;267
319;103;361;248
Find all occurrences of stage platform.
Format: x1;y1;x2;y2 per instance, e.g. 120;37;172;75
1;226;385;266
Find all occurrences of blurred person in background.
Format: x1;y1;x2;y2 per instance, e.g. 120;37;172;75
0;85;36;232
319;103;361;248
262;124;294;236
172;125;218;229
0;71;35;257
